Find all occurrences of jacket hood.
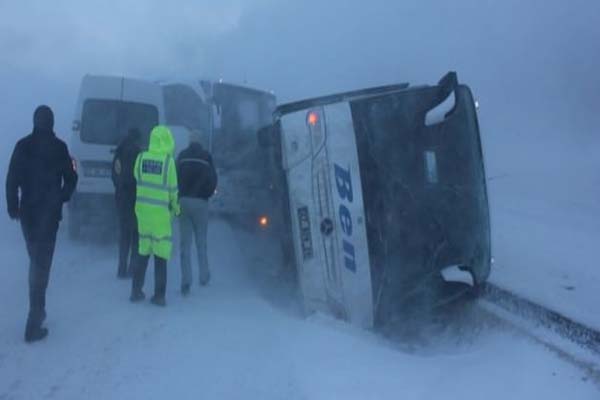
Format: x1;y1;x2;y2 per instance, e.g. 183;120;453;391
148;125;175;156
33;105;54;134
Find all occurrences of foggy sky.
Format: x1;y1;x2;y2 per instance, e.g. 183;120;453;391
0;0;598;159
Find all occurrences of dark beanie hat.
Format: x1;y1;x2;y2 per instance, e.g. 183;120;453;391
33;105;54;131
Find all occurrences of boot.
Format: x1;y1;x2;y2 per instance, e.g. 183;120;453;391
199;271;211;287
150;295;166;307
130;290;145;302
25;325;48;343
181;284;190;296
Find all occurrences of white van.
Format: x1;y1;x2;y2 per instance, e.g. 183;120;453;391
68;75;165;238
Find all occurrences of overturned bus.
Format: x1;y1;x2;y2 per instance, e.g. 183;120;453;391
260;72;491;328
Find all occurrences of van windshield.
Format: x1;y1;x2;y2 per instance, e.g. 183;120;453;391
81;99;159;145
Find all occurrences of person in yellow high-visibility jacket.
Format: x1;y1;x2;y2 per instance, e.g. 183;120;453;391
130;125;180;306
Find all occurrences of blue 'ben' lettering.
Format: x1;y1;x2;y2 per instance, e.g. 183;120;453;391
334;163;357;273
339;205;352;236
343;240;356;272
334;164;353;203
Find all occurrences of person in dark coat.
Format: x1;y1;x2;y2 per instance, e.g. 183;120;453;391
177;130;217;295
6;105;78;343
112;128;142;279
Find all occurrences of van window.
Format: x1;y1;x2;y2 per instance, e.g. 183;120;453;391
81;99;159;145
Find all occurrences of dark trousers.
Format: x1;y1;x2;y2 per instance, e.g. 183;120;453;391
117;205;138;276
20;215;59;329
132;254;167;299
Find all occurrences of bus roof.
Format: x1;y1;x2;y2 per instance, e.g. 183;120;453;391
212;81;276;99
275;82;410;117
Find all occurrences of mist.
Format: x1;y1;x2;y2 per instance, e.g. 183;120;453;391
2;0;598;238
2;0;599;139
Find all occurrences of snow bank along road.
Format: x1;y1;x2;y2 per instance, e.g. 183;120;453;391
485;138;600;333
0;218;598;399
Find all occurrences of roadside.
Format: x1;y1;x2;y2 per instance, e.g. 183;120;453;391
486;135;600;331
0;218;597;399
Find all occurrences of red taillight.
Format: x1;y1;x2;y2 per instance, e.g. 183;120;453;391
307;111;319;126
259;215;269;228
307;109;324;146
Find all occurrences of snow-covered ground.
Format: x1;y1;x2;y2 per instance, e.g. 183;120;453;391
486;135;600;331
0;218;597;399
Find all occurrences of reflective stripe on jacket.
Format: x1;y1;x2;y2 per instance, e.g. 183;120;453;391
134;125;180;260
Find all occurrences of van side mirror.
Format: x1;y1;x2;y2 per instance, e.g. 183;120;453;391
257;124;277;148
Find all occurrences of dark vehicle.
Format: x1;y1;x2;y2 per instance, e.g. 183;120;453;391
209;82;277;228
260;72;491;328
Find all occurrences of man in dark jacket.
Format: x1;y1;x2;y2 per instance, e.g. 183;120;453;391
112;128;142;279
6;105;78;343
177;130;217;295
